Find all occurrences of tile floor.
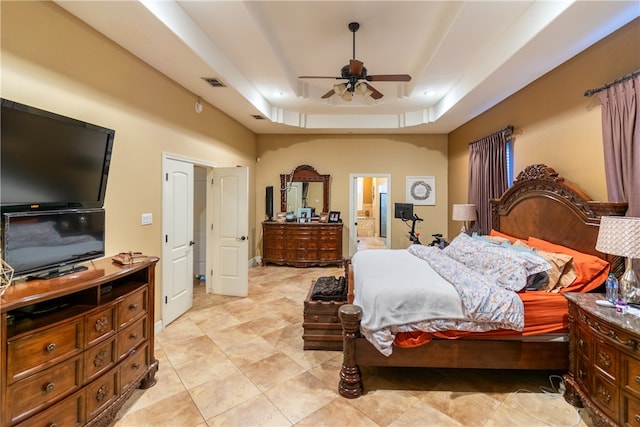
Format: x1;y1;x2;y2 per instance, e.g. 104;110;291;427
113;265;594;427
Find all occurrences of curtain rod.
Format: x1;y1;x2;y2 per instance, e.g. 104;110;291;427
468;125;514;145
584;70;640;97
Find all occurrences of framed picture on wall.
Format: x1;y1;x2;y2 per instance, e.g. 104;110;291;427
328;211;341;223
406;176;435;205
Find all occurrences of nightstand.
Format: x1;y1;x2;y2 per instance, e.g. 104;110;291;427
563;292;640;427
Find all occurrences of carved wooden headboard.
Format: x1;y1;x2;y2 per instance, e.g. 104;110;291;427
490;164;627;277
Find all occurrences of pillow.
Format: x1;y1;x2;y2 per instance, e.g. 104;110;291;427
490;229;520;243
443;232;550;292
512;240;576;291
527;237;609;292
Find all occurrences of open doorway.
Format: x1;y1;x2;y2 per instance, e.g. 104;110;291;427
349;173;391;255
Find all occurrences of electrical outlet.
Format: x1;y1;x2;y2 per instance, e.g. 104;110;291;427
141;213;153;225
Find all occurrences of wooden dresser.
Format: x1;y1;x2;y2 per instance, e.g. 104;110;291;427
0;256;159;427
563;292;640;427
262;222;343;267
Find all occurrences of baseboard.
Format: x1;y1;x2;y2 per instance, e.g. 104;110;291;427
154;320;163;336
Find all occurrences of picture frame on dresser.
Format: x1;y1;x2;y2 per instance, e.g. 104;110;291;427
328;211;341;223
297;207;311;223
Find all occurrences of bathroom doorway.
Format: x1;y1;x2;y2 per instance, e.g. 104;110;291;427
349;174;390;255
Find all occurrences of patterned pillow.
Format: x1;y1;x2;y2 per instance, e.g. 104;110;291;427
443;233;550;292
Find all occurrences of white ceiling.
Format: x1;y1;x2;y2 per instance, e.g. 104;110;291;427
56;1;639;135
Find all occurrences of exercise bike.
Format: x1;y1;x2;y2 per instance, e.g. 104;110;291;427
401;213;423;245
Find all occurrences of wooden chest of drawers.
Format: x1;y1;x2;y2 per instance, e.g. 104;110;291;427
262;222;343;267
303;280;346;351
1;257;159;427
563;292;640;427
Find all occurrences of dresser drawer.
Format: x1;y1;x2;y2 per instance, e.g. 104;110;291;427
15;390;84;427
85;304;116;347
7;355;83;425
84;336;117;382
575;324;592;360
85;366;119;421
594;340;619;380
625;355;640;396
120;344;149;392
118;316;147;360
575;355;591;392
119;286;147;328
593;373;619;421
624;393;640;426
7;319;83;383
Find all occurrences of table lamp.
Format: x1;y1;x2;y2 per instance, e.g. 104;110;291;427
452;204;477;235
595;216;640;304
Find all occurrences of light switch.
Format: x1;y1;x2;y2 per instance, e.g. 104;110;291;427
141;213;153;225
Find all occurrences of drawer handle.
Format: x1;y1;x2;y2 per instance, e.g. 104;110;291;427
95;385;108;402
597;350;612;368
635;375;640;385
129;303;138;311
44;382;55;393
48;424;58;427
45;343;56;353
133;363;140;370
130;332;138;340
94;350;108;367
94;316;109;332
635;415;640;423
578;338;585;349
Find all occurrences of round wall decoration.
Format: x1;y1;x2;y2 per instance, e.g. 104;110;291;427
406;176;436;205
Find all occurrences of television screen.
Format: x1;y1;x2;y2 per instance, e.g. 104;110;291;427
0;99;115;211
394;203;414;220
2;208;105;279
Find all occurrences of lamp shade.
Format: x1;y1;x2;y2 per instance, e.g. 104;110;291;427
596;216;640;258
452;204;477;221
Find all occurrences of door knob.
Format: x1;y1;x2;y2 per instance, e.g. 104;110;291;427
189;241;195;246
236;236;247;241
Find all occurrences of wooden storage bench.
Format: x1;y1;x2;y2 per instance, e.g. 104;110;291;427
302;278;346;351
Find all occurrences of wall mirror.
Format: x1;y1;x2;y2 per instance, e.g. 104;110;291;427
280;165;330;215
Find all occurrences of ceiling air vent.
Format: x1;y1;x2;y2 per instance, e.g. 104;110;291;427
202;77;226;88
251;114;266;120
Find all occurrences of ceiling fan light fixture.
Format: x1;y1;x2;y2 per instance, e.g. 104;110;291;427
355;82;372;97
333;83;347;96
341;90;353;101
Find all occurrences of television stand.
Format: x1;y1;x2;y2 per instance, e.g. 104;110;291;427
28;264;89;281
1;256;159;426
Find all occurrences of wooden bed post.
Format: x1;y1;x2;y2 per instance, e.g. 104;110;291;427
338;304;363;398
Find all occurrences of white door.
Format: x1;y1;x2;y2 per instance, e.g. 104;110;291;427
162;158;194;325
211;166;249;296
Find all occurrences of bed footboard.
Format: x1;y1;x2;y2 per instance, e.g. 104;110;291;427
338;304;363;398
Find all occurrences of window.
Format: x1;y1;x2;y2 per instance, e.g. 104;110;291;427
506;138;514;186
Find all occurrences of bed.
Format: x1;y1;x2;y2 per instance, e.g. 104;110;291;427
338;164;627;399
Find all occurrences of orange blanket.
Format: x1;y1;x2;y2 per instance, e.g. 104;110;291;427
394;290;576;348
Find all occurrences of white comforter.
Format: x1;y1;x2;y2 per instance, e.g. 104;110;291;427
352;243;526;356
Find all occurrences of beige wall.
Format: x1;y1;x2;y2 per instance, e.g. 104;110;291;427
1;1;258;319
256;134;448;252
447;18;640;237
2;1;638;322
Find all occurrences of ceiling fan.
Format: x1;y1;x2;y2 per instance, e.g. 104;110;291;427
299;22;411;101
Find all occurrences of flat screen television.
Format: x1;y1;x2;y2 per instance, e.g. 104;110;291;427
2;208;105;279
0;98;115;212
394;202;414;220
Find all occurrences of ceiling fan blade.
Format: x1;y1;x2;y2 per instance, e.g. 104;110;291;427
365;83;383;100
367;74;412;82
349;59;364;76
299;75;343;80
321;89;336;99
